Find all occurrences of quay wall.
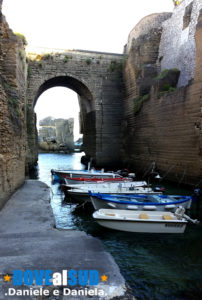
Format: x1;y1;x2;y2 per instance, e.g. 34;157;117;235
121;0;202;186
0;0;27;209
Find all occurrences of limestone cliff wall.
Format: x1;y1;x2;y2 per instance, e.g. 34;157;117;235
158;0;202;87
121;3;202;186
0;2;27;209
38;117;74;152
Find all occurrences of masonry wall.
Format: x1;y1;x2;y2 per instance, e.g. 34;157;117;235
121;3;202;186
0;2;27;209
26;50;124;168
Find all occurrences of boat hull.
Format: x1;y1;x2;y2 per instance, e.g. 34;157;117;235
68;190;90;202
68;189;161;203
95;219;186;233
65;177;132;185
93;209;187;233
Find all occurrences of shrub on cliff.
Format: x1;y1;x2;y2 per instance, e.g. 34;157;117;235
15;32;28;45
134;94;150;115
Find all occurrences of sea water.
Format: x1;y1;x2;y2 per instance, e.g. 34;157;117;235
30;152;202;300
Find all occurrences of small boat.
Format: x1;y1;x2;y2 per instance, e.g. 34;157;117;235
64;175;132;185
67;185;160;203
93;208;188;233
89;192;192;211
63;180;148;191
51;168;129;183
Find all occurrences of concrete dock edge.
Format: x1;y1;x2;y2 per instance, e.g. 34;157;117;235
0;180;135;299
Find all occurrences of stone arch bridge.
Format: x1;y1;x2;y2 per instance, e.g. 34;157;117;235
26;49;124;168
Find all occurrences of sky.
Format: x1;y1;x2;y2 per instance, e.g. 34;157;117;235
2;0;173;139
2;0;173;53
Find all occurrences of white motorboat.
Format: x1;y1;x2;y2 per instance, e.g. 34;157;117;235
67;186;160;203
64;181;148;190
93;208;188;233
89;193;192;211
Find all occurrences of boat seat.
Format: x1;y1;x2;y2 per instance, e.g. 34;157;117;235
143;205;156;211
162;215;173;220
165;205;176;210
127;205;138;210
139;213;149;219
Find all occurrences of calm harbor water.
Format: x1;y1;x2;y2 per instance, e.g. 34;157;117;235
31;153;202;300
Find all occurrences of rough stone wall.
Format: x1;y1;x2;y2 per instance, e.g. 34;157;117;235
38;116;74;152
121;7;202;186
121;13;172;162
26;50;124;168
125;13;172;54
158;0;202;87
0;4;27;209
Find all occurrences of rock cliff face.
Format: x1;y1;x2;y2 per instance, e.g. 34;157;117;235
38;117;74;152
0;0;27;209
121;0;202;186
158;0;202;87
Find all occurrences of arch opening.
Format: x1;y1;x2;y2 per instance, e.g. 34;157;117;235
27;76;96;168
35;87;82;144
33;76;95;114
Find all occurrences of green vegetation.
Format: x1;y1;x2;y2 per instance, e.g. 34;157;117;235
8;97;18;107
8;97;20;116
108;60;117;72
107;57;127;73
15;32;28;45
42;53;51;60
134;94;150;115
155;68;179;80
18;49;24;61
38;62;43;69
18;49;27;71
122;55;128;66
63;55;72;63
162;84;176;92
27;65;32;78
86;58;92;65
2;81;11;92
157;86;176;99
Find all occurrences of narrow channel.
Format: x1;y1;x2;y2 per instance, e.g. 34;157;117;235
30;152;202;300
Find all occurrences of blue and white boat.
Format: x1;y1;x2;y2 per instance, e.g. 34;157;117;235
89;192;192;211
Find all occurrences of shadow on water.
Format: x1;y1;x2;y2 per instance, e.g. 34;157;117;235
31;153;202;300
